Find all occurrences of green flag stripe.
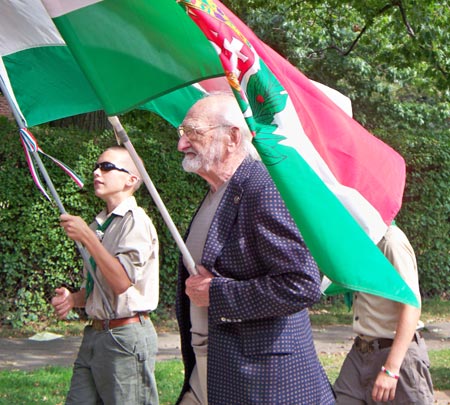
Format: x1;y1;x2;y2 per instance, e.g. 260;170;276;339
4;46;101;127
52;0;224;115
140;85;205;127
255;139;419;307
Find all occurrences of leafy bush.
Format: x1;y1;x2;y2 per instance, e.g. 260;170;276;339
0;114;206;326
391;129;450;297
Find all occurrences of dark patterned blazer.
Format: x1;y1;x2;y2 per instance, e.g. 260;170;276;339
176;158;335;404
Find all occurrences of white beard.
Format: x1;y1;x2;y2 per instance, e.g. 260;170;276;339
182;154;203;173
182;141;224;173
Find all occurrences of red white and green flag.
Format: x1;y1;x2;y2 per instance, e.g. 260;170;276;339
7;0;417;306
40;0;224;116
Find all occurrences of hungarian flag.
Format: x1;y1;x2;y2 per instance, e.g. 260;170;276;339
11;0;416;306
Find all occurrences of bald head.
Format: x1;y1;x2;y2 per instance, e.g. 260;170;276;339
186;93;259;160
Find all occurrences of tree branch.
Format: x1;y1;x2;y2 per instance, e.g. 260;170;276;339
391;0;415;37
307;3;394;58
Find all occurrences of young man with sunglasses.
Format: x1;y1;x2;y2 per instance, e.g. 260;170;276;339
51;146;159;404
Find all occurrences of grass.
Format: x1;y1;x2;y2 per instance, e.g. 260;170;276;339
0;361;184;405
0;366;72;404
155;360;185;405
429;349;450;391
420;296;450;323
0;351;447;404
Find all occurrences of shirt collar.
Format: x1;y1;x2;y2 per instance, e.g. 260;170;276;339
95;196;137;226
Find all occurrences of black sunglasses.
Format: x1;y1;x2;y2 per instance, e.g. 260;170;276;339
93;161;130;174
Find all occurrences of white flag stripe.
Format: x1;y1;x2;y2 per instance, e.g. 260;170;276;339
41;0;102;18
274;97;387;242
0;1;63;56
311;80;353;118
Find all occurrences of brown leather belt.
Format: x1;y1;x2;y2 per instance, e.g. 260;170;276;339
91;313;148;331
354;336;393;353
354;332;421;353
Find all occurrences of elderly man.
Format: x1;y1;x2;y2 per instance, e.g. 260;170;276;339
175;93;335;404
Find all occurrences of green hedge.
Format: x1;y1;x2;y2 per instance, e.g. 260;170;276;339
381;127;450;297
0;114;206;327
0;113;448;327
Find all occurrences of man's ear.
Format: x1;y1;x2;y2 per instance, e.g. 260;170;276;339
126;174;140;189
228;126;241;150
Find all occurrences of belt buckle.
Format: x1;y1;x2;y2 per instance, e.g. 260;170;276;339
360;339;372;353
91;319;105;331
356;337;374;353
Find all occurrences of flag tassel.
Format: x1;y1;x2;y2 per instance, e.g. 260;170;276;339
0;77;115;318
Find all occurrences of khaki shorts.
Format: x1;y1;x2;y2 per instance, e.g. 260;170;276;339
334;333;434;404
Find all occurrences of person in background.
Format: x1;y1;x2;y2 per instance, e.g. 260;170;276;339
334;224;434;404
51;146;159;404
175;93;335;404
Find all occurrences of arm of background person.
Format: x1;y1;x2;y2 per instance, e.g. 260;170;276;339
372;304;421;402
372;225;422;402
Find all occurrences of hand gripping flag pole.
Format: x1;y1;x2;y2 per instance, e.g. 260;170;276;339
108;116;198;276
0;78;115;319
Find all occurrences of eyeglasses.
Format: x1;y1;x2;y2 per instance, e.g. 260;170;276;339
177;124;226;140
93;161;130;174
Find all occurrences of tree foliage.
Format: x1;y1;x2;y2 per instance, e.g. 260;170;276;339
223;0;449;127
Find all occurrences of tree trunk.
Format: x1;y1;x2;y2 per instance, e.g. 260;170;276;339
50;110;109;132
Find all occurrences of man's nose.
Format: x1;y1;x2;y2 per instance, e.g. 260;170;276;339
177;135;191;151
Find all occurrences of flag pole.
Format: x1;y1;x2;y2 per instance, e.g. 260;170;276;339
108;116;198;276
0;79;115;319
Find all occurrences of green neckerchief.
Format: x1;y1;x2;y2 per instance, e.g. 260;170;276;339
85;214;117;298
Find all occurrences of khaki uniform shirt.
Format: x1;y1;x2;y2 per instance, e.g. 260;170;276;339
83;196;159;319
353;225;421;340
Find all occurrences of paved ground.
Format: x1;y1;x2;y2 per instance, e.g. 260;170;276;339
0;322;448;403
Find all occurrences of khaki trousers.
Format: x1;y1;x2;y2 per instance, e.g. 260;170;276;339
179;355;208;405
334;334;434;404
